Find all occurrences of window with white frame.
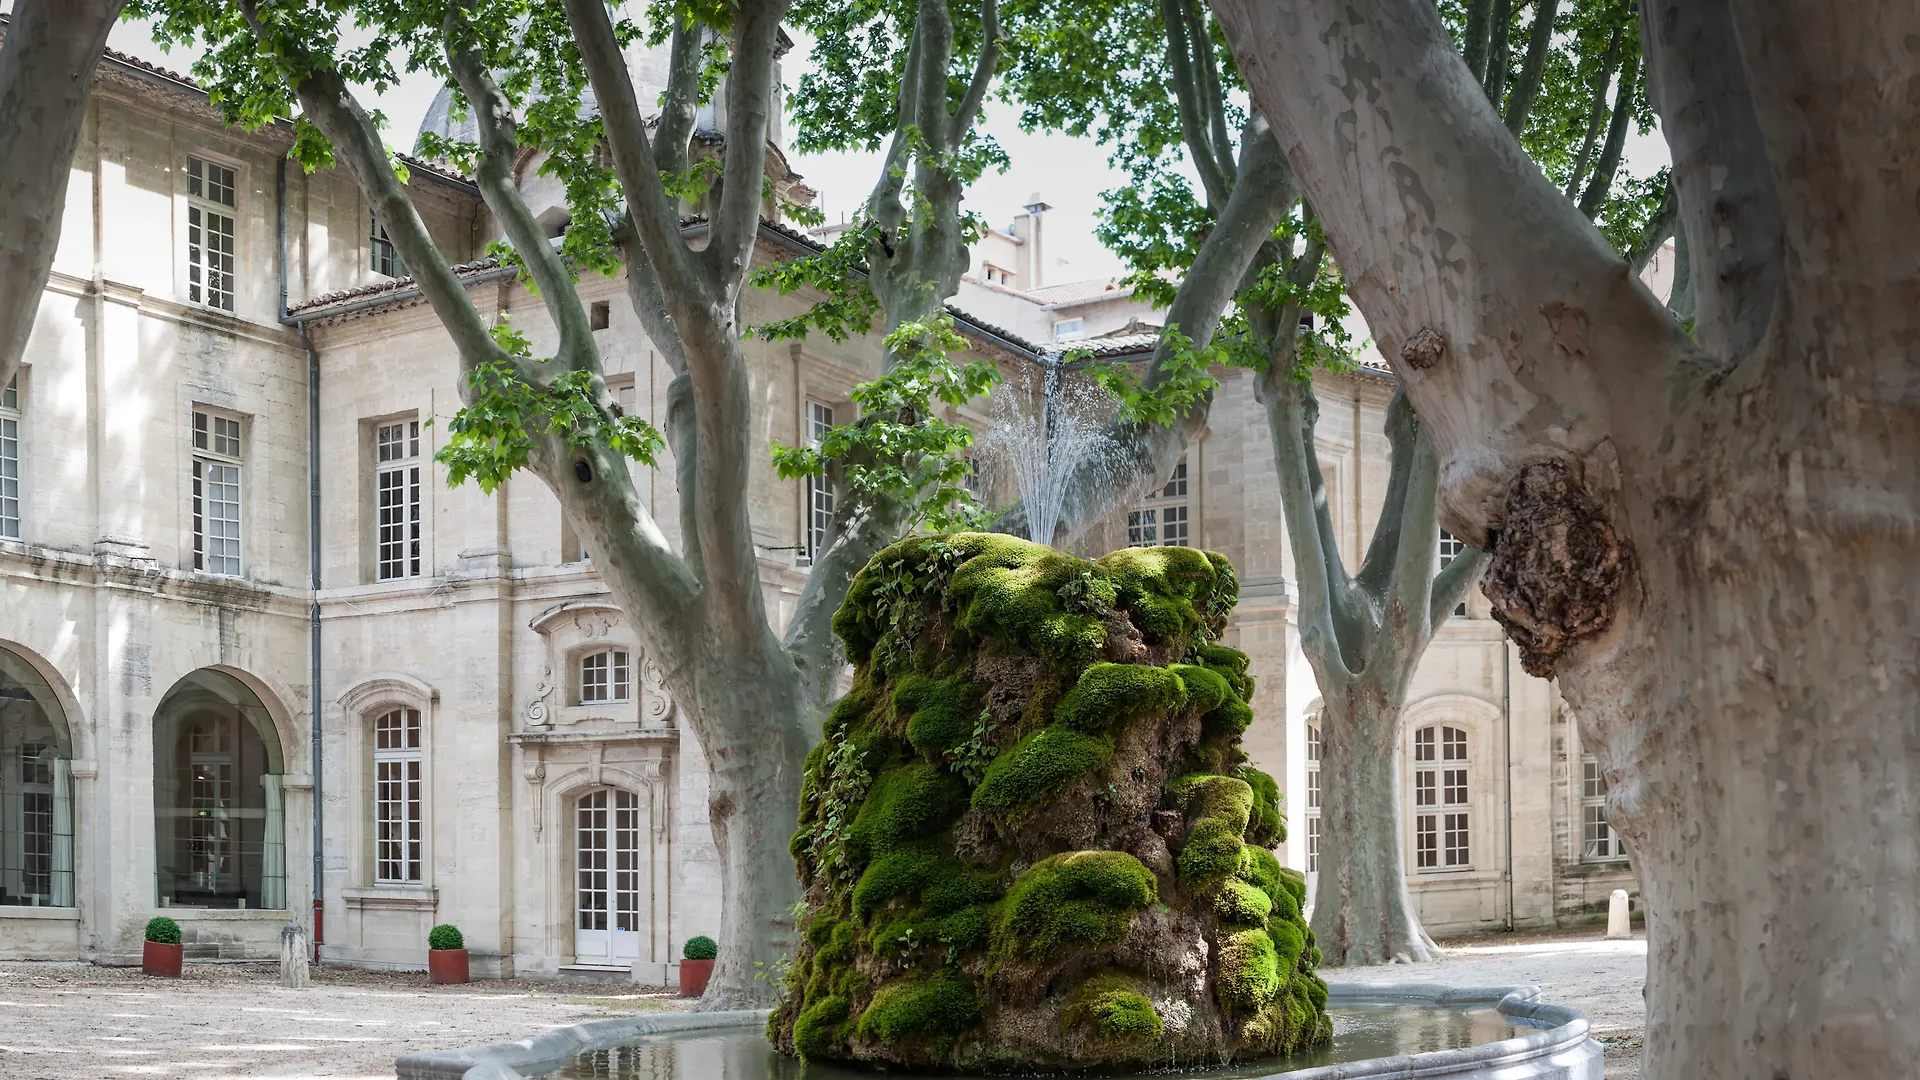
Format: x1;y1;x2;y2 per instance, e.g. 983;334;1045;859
1413;725;1470;870
1;376;19;539
370;213;403;277
1438;530;1468;616
187;157;237;311
375;420;422;580
1581;756;1628;861
373;708;423;883
579;650;631;704
1305;721;1322;874
1053;318;1084;338
802;401;835;563
191;410;243;576
1128;456;1190;547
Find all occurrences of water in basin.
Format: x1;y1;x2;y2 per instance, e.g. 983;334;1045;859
538;1002;1527;1078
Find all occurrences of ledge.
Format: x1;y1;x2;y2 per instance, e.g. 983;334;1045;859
0;906;80;920
343;885;439;912
155;908;293;920
396;1009;768;1080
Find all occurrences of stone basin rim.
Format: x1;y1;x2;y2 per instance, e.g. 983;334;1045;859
392;982;1603;1080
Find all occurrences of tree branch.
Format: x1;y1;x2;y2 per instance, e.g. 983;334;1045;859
1502;0;1559;135
1256;365;1353;685
1482;0;1512;104
1430;545;1488;632
704;0;790;278
0;0;122;392
1187;0;1238;187
1460;0;1494;82
1563;26;1622;200
1639;0;1782;362
912;0;956;167
654;15;706;179
782;495;910;710
1625;175;1677;276
1576;44;1637;218
1355;390;1420;594
950;0;1001;151
1161;0;1233;209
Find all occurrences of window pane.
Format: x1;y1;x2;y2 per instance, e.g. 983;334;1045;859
0;414;18;540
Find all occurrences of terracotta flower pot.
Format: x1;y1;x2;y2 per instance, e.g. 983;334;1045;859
679;958;714;997
427;947;469;985
143;940;183;978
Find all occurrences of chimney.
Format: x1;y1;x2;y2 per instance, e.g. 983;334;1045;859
1020;193;1051;290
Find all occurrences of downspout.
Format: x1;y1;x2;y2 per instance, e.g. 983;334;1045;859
1503;637;1514;932
278;157;325;962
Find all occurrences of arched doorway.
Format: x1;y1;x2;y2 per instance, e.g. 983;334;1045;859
153;670;287;910
0;646;74;907
574;787;642;965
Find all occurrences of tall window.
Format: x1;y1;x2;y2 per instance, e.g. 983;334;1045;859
1413;725;1470;870
2;646;74;908
155;669;285;910
192;410;243;576
1438;530;1468;616
802;401;834;563
187;157;237;311
1128;456;1190;547
376;420;422;580
370;213;403;277
1;376;19;539
580;650;630;704
1582;756;1628;861
373;708;423;883
1305;722;1322;874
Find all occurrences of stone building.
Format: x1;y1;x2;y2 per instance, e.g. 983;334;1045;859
0;37;1635;979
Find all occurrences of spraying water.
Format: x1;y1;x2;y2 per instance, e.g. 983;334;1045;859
983;365;1123;546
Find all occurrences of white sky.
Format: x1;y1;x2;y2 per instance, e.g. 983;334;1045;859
67;9;1669;287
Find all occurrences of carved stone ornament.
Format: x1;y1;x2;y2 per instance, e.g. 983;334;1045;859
643;656;676;726
526;668;555;727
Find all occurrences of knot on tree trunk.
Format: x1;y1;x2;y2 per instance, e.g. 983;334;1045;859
1482;459;1629;677
1400;326;1450;370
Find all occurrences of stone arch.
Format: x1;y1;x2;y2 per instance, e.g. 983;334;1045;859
1400;693;1503;877
0;641;81;907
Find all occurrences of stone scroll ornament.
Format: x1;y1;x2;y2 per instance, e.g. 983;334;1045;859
768;534;1330;1071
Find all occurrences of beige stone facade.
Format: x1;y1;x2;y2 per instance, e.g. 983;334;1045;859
0;44;1634;979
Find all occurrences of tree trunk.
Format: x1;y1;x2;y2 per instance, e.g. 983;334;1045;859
1310;687;1430;965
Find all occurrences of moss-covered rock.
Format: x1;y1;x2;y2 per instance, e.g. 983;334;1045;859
772;534;1328;1072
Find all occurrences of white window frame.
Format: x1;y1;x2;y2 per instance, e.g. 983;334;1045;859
369;213;404;278
1581;755;1629;862
375;419;423;580
191;409;244;576
1053;317;1085;338
373;707;424;884
801;401;835;564
1304;721;1321;874
1;375;20;540
1413;724;1471;872
186;155;239;311
1438;529;1469;616
1128;455;1190;548
579;649;631;705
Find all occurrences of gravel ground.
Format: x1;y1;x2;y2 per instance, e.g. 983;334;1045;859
1;928;1645;1080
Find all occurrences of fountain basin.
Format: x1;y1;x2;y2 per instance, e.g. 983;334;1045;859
394;983;1604;1080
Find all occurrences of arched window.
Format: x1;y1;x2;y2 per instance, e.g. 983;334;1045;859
153;670;285;909
374;708;423;883
579;650;631;704
1;646;73;907
1304;722;1322;873
1413;725;1470;871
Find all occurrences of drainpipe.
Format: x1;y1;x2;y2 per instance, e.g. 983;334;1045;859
278;157;325;962
1502;637;1515;932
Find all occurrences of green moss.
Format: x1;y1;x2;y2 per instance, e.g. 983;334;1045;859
1170;663;1231;715
1170;774;1254;834
894;673;978;761
1095;546;1234;645
1054;663;1189;734
1268;917;1307;971
1178;817;1246;886
945;534;1109;665
936;904;995;954
995;851;1156;959
971;727;1113;821
1218;928;1280;1011
1215;878;1275;925
1065;974;1164;1043
1237;765;1285;848
852;850;999;923
1205;698;1255;738
847;763;969;863
1276;866;1308;907
1305;975;1329;1012
793;994;850;1059
855;971;983;1049
805;914;841;948
823;677;881;742
1192;643;1254;698
1236;845;1282;899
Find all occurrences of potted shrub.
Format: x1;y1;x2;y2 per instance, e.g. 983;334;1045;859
426;924;468;985
679;935;716;997
143;917;183;978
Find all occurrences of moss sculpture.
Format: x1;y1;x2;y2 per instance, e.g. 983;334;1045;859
769;533;1332;1071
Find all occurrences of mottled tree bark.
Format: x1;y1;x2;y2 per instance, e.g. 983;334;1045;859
1213;0;1920;1075
0;0;125;392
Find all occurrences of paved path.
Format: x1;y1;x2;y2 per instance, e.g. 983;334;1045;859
1;928;1646;1079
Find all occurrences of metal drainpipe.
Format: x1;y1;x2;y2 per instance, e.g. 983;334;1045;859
278;157;325;962
1503;637;1515;932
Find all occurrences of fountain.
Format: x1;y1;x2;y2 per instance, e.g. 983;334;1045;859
982;368;1123;547
397;539;1603;1080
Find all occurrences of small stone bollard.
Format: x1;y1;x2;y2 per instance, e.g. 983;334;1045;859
1606;888;1632;939
280;923;311;988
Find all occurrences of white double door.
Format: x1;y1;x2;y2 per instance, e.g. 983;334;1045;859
574;788;644;964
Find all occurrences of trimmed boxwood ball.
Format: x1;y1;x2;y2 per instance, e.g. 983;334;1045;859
682;935;717;961
427;924;463;951
145;916;181;945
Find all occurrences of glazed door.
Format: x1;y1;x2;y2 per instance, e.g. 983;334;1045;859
573;789;643;964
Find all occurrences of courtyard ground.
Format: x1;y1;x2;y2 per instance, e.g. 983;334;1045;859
0;927;1646;1079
